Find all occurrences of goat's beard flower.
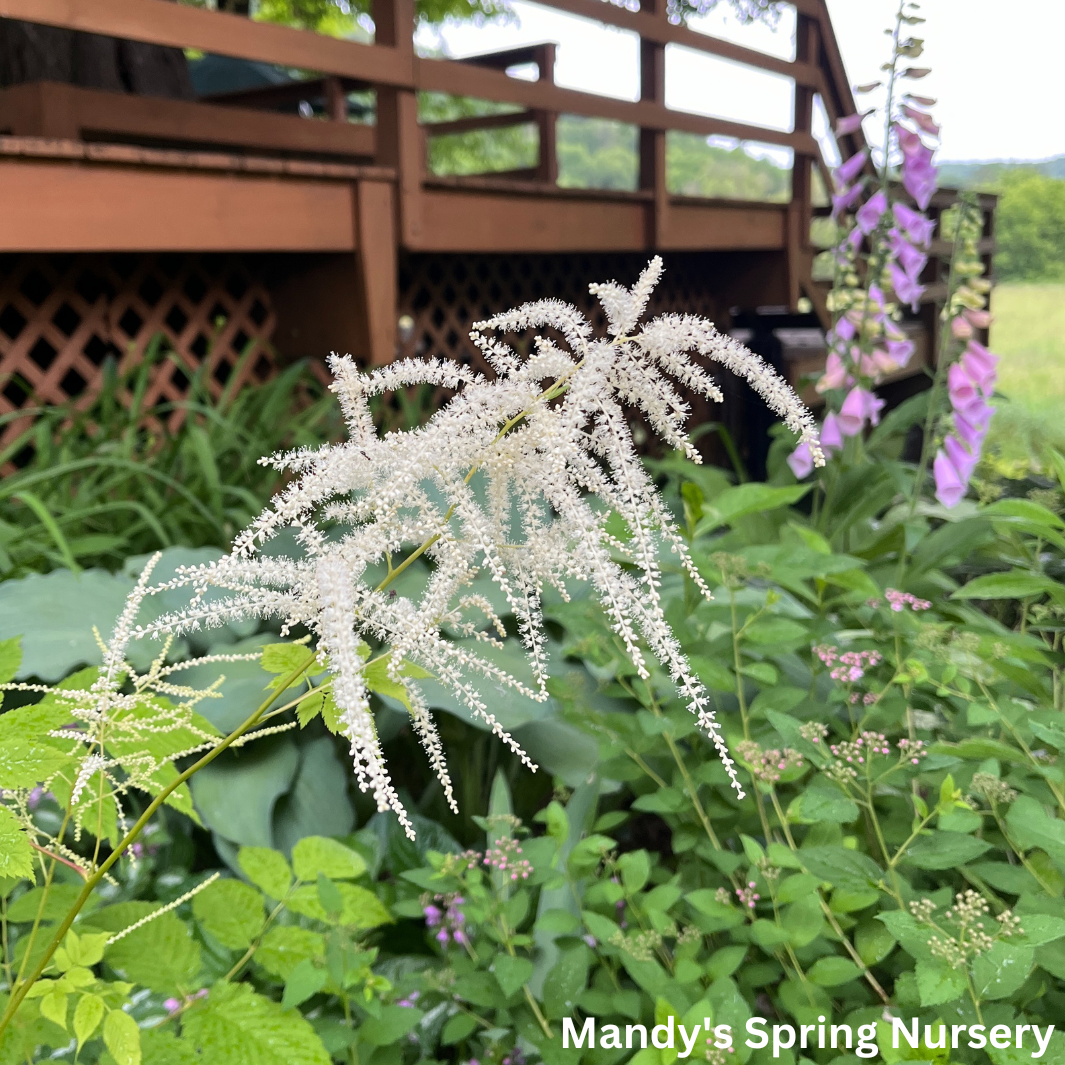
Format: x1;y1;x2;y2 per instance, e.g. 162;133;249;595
136;258;822;837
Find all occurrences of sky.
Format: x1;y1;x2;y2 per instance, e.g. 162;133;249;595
416;0;1065;163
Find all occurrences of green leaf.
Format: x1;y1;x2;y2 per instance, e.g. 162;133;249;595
788;782;858;824
952;570;1063;602
543;944;591;1020
316;872;343;917
74;994;105;1052
94;903;202;997
284;882;391;929
255;925;325;981
800;846;884;892
295;691;324;728
40;989;68;1030
7;882;82;923
192;878;264;951
0;806;34;880
260;643;314;676
238;847;293;900
493;953;534;998
807;956;861;987
617;850;650;894
103;1008;142;1065
181;982;330;1065
1017;915;1065;946
292;836;367;883
694;483;810;535
140;1029;201;1065
441;1012;479;1045
855;918;896;965
358;1005;423;1046
281;958;327;1010
1007;796;1065;874
704;946;746;981
971;941;1035;1000
903;832;991;870
915;959;967;1006
0;636;21;685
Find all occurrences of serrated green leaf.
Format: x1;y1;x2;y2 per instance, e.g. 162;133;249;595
0;806;34;881
915;959;967;1006
260;643;314;676
103;1008;141;1065
292;836;366;883
181;982;330;1065
255;925;325;981
40;989;67;1030
94;903;202;997
238;847;293;901
284;882;391;929
295;691;324;728
193;878;264;951
74;993;104;1051
359;1005;423;1046
0;636;21;685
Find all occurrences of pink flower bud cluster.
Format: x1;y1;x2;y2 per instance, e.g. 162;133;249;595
424;893;468;947
483;837;532;882
736;741;805;784
883;588;932;612
934;338;998;508
897;737;929;765
736;882;760;909
830;732;893;764
814;645;882;682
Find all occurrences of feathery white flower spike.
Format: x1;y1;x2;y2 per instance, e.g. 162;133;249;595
137;258;826;828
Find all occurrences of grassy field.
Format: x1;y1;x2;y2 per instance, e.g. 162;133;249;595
985;282;1065;472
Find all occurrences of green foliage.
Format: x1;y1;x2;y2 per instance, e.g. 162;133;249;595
994;170;1065;281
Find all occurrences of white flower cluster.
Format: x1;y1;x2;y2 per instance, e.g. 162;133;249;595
137;258;822;837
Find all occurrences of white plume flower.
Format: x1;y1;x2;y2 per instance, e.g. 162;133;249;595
136;258;823;835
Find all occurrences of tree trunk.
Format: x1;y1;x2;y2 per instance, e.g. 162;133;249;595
0;7;193;99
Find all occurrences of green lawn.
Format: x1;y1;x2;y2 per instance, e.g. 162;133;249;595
984;281;1065;472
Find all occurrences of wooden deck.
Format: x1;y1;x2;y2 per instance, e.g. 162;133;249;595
0;0;996;456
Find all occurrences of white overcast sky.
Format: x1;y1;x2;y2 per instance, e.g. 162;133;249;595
416;0;1064;162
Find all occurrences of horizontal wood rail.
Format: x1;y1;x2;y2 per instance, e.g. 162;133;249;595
424;109;537;136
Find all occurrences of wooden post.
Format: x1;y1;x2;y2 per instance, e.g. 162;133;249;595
534;43;558;184
323;75;348;122
355;180;398;365
788;12;823;320
638;0;667;250
374;0;421;246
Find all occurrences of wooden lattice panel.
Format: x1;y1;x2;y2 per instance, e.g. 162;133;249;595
397;252;724;371
0;252;278;455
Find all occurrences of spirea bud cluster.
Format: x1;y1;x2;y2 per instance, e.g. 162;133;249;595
135;259;821;837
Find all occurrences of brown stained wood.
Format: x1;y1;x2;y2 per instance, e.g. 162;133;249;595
416;58;820;154
660;202;786;251
414;188;647;252
0;134;394;179
355;180;398;365
0;159;357;251
423;109;536;137
0;0;413;87
0;81;375;157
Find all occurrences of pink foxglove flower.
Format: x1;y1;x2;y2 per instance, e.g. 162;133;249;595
835;114;868;136
889;263;925;311
947;361;979;411
835;148;869;186
821;412;844;454
856;191;888;235
933;449;967;508
832;183;863;219
838;385;882;435
964;308;992;329
902;104;940;138
888;229;927;280
951;315;973;340
787;441;814;479
961;341;999;394
945;434;979;483
893;202;936;247
818;350;850;392
886;338;915;368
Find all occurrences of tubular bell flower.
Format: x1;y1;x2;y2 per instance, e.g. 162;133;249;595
136;259;822;835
